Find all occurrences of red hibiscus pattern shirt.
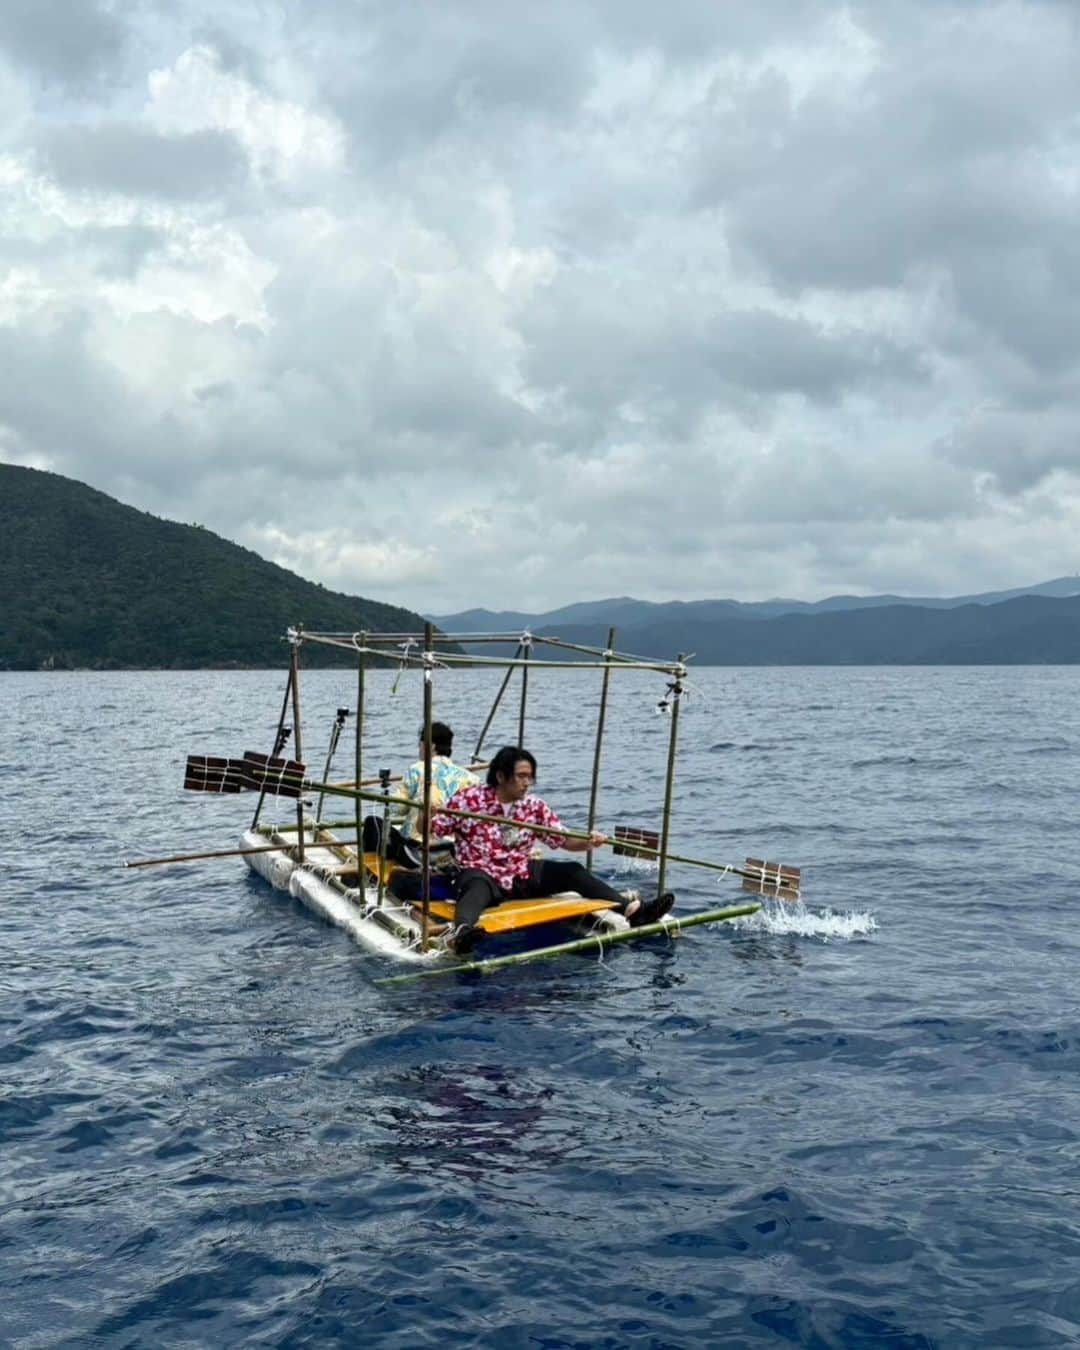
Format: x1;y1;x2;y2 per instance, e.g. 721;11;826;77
431;783;566;891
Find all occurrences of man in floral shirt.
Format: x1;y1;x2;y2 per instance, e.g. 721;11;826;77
431;744;674;955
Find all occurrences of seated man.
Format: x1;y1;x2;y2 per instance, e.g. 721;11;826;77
364;721;478;867
431;744;674;954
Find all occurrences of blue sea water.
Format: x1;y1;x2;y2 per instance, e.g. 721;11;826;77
3;663;1080;1348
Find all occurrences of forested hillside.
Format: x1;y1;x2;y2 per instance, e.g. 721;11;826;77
0;465;431;669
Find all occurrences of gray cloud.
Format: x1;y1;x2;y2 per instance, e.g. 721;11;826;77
3;1;1080;612
35;123;248;200
0;0;126;86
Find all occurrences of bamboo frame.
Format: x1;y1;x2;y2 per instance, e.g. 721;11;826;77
420;622;434;950
656;659;684;901
250;664;294;829
190;623;718;964
289;637;305;864
354;635;366;888
517;636;530;747
586;627;615;870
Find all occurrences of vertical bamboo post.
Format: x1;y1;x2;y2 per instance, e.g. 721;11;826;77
377;767;391;908
316;707;348;825
471;641;523;762
586;626;616;870
517;635;531;747
420;622;435;950
290;634;305;864
354;635;366;882
251;663;294;829
655;658;685;901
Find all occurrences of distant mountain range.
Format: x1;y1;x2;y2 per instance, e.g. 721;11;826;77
431;579;1080;664
0;464;433;669
6;461;1080;668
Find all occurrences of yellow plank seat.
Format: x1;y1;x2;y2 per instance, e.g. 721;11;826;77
359;853;617;934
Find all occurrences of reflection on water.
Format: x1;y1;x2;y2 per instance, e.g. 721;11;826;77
374;1062;554;1181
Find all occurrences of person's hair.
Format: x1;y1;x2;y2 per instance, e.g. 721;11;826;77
487;745;537;788
418;721;454;757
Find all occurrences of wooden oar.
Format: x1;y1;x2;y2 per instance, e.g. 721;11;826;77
123;841;308;868
183;752;802;900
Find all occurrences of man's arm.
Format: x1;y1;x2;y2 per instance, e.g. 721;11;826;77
527;799;604;853
560;830;606;853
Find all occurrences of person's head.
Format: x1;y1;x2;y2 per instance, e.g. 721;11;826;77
418;721;454;757
487;745;537;800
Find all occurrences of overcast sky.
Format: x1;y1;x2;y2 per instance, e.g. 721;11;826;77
3;1;1080;614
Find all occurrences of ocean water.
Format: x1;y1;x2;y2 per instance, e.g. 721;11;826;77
3;663;1080;1348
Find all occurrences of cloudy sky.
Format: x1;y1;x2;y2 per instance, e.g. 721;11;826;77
2;1;1080;613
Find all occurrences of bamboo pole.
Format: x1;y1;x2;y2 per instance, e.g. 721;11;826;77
123;840;341;868
290;637;305;864
377;768;391;907
250;665;294;828
299;634;680;674
354;635;366;883
299;629;681;667
530;634;680;665
124;819;781;891
315;707;349;824
420;622;435;950
517;637;530;746
586;626;615;870
655;659;684;901
265;778;786;889
374;902;762;985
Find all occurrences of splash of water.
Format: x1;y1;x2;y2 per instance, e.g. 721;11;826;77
733;899;878;941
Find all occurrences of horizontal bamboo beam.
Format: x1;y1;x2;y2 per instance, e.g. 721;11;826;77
124;840;299;868
374;902;762;985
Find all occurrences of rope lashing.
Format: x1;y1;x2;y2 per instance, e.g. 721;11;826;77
391;638;417;695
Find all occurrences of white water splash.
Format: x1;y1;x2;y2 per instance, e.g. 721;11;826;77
734;899;878;941
611;857;659;879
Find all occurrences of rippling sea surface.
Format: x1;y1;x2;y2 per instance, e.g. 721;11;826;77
4;664;1080;1348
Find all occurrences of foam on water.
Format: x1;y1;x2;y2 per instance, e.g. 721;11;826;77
735;898;879;940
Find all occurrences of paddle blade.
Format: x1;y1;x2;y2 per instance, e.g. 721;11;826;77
182;752;307;797
612;826;660;858
742;858;801;901
184;755;245;793
240;751;306;797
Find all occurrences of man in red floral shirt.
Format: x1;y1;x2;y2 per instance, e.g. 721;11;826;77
431;745;674;955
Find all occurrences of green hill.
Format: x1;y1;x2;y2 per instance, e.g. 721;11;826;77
0;464;437;669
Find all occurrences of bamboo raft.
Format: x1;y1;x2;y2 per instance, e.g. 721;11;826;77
128;624;800;978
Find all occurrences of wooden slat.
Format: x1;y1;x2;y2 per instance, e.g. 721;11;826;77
476;895;619;933
241;751;306;797
361;851;401;885
183;754;244;793
402;892;618;933
612;826;660;858
742;857;801;900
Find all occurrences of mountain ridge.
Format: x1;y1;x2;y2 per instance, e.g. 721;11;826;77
7;461;1080;668
431;576;1080;632
0;463;437;669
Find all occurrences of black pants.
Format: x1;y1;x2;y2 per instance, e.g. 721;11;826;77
361;815;415;866
453;859;625;928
